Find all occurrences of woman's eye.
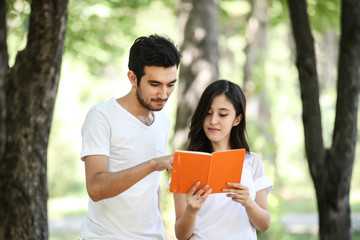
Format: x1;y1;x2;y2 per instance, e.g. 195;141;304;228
219;114;228;117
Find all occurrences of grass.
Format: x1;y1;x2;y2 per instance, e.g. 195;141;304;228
278;199;317;214
48;190;360;240
276;189;360;214
48;197;87;240
50;232;82;240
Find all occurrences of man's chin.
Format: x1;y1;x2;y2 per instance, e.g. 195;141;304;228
151;106;164;111
150;102;166;111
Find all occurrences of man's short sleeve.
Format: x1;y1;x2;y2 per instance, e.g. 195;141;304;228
81;109;111;161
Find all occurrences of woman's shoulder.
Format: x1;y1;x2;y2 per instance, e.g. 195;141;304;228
244;151;263;165
245;151;261;159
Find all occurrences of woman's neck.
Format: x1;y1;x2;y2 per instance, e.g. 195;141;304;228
211;141;231;152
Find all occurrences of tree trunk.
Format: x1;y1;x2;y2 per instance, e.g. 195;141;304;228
0;0;68;239
0;0;8;164
173;0;220;150
287;0;360;239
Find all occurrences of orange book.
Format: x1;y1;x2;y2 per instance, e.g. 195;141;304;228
169;149;246;194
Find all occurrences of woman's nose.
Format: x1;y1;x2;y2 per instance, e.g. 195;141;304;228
210;115;218;124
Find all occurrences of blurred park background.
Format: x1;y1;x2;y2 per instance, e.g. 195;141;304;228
5;0;360;239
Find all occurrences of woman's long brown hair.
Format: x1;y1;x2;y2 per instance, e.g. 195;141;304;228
187;80;250;153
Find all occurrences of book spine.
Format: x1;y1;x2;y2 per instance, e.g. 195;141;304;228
177;154;181;192
170;154;180;193
206;155;213;186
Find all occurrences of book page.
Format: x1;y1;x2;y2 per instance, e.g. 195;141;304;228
207;149;245;193
170;151;211;194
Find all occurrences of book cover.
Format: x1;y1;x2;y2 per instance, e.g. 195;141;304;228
169;149;246;194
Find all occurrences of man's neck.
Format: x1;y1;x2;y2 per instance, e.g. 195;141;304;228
116;94;154;126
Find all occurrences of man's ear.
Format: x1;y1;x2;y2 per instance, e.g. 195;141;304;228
127;71;137;87
233;114;242;127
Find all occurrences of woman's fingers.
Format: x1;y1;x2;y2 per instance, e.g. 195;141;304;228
223;183;247;193
187;181;201;196
223;183;250;206
195;184;209;198
185;183;212;212
187;182;210;200
201;187;212;199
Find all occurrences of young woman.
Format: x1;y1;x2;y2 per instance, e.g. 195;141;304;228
173;80;273;240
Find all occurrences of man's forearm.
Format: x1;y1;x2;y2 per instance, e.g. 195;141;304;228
87;160;156;201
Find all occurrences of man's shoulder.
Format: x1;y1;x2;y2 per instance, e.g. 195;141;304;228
89;98;117;113
154;111;170;124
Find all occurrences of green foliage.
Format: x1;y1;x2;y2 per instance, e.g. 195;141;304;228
6;0;30;65
4;0;355;239
269;0;340;34
66;0;135;74
270;0;290;27
65;0;174;75
307;0;340;33
219;0;249;36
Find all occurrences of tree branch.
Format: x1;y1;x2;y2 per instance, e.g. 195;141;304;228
287;0;325;178
332;0;360;163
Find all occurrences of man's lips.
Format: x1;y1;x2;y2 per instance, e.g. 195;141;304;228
152;99;167;104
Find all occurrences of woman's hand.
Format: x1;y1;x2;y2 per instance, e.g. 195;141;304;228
224;184;271;232
173;182;212;240
185;182;212;213
223;182;251;207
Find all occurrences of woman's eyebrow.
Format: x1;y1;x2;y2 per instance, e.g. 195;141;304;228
218;108;230;111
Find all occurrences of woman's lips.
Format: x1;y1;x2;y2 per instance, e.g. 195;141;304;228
208;128;219;132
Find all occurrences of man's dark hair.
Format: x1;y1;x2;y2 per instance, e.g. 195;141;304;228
128;34;181;86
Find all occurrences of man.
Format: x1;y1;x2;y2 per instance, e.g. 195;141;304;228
80;34;181;239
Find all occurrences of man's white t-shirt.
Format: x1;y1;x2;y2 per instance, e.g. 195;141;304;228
189;152;273;240
80;98;169;239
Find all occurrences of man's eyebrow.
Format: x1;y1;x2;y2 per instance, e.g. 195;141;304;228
148;80;161;84
148;79;177;84
169;79;177;84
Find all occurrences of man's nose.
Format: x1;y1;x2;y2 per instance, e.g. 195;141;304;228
157;86;168;99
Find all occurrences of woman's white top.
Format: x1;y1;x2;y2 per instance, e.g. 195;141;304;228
189;152;273;240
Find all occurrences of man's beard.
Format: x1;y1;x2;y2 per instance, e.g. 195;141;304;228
136;88;167;111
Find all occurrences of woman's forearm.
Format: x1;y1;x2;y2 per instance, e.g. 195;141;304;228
175;206;197;240
245;193;270;232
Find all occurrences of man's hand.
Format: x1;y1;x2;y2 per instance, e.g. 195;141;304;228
151;154;174;172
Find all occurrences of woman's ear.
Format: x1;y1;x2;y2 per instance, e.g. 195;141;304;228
233;114;242;127
127;71;137;87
